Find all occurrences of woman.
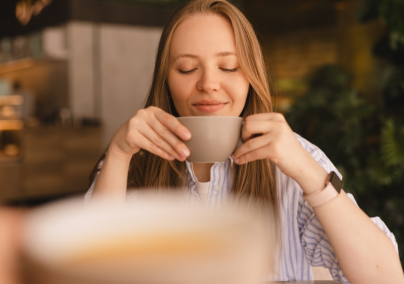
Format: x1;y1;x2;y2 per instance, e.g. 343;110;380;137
85;0;403;283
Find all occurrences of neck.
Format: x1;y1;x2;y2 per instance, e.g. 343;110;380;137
192;163;214;182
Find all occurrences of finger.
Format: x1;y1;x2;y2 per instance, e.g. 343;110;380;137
234;134;271;160
242;120;278;142
146;117;190;159
234;145;270;165
137;123;185;161
244;112;285;122
154;108;192;141
135;133;176;161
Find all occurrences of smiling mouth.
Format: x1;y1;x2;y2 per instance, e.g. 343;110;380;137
193;102;228;113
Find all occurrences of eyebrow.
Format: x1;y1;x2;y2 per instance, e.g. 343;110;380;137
173;51;236;62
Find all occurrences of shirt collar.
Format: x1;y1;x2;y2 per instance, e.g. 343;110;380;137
185;157;233;184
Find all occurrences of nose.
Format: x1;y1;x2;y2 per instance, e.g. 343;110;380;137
196;67;220;93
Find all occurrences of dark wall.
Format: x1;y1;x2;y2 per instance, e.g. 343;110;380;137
241;0;337;36
69;0;174;27
0;0;176;38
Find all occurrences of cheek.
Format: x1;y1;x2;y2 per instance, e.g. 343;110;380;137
167;72;193;107
168;73;183;98
227;76;250;104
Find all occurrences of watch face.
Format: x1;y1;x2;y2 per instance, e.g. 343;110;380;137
330;172;343;193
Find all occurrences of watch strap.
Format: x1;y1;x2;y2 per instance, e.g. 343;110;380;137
303;182;339;208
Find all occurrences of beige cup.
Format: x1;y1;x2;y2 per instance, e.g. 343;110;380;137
177;116;243;163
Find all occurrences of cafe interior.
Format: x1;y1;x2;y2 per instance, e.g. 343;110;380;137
1;0;403;283
0;0;384;205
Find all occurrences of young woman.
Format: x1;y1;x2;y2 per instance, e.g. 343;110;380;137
85;0;403;283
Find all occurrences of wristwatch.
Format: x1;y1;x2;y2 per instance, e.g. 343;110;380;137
303;171;343;208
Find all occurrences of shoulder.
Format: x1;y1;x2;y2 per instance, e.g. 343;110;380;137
293;132;342;180
293;132;323;156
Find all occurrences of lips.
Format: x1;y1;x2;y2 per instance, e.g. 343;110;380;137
192;100;228;113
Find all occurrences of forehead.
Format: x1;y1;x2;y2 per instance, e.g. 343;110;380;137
170;13;237;60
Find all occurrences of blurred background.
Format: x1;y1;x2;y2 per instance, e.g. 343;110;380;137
0;0;403;266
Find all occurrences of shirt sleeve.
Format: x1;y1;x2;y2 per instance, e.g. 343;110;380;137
84;160;138;205
294;133;399;284
84;160;104;205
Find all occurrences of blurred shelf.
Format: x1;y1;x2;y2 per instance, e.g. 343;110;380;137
0;120;24;131
0;58;36;74
0;57;66;74
0;125;103;204
0;95;24;106
0;155;23;164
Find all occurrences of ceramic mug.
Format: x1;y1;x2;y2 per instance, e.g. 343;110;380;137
177;116;243;163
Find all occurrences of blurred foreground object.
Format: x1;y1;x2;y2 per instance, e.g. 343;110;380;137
21;194;275;284
0;207;27;284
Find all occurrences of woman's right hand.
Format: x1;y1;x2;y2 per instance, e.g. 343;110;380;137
109;106;191;161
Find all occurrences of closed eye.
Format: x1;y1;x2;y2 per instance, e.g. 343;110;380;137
178;68;197;74
221;68;238;72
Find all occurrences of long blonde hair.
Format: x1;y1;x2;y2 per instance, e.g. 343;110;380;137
91;0;279;220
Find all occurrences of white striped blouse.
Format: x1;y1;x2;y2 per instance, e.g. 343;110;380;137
85;133;398;283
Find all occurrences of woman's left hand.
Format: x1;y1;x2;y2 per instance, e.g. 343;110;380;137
232;113;318;182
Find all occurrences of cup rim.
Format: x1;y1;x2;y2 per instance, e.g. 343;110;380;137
21;196;270;284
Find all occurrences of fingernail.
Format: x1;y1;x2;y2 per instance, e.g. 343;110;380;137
235;158;240;164
231;154;235;160
183;132;191;140
182;148;190;157
168;155;174;160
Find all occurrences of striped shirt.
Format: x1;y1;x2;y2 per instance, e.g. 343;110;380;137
85;133;398;283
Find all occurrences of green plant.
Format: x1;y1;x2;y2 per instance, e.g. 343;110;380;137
358;0;404;108
287;65;379;194
286;64;404;268
358;0;404;50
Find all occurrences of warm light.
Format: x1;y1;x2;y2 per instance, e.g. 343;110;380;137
16;1;31;26
0;120;24;131
16;0;52;26
33;1;45;15
334;1;347;10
